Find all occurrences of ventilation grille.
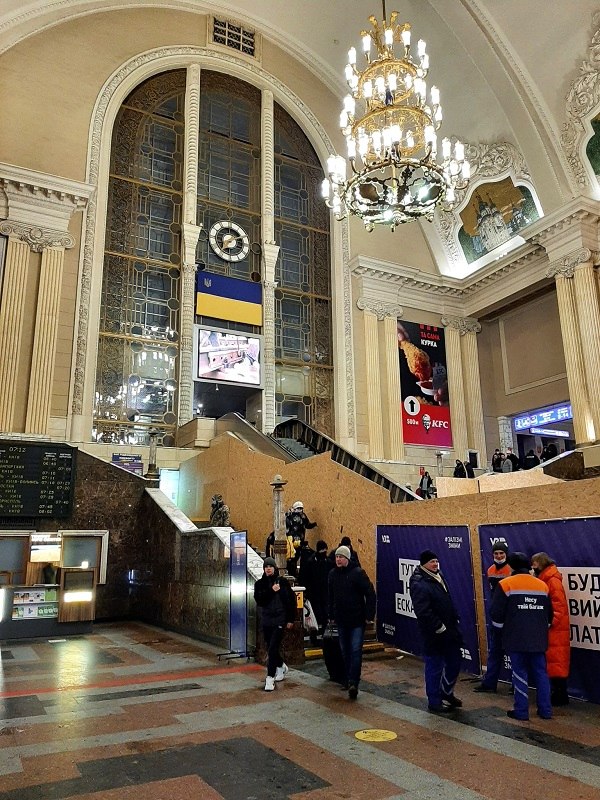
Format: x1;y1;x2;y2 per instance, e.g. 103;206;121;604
212;17;256;57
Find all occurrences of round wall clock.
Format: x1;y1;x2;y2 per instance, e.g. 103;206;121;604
208;221;250;262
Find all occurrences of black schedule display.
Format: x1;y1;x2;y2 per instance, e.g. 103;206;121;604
0;441;76;518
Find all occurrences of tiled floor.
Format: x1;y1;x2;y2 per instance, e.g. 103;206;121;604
0;622;598;799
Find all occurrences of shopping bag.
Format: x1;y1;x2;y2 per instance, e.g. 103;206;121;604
303;600;318;631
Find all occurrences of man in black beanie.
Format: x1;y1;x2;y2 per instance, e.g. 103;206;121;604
409;550;464;713
474;540;512;693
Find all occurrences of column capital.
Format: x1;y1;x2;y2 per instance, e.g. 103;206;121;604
181;222;202;267
546;247;600;279
356;297;403;320
0;221;75;252
441;315;481;335
262;242;280;280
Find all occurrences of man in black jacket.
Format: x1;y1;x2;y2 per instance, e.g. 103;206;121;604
254;557;297;692
328;545;376;700
409;550;464;713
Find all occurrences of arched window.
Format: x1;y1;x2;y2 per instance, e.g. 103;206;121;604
95;68;333;442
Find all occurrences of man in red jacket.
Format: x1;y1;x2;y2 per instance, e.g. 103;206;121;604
491;551;553;721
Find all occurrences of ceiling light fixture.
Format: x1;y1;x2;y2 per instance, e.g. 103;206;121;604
322;1;470;231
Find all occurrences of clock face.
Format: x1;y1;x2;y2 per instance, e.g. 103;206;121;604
208;221;250;262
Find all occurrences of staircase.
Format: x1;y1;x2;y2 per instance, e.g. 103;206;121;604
276;436;315;460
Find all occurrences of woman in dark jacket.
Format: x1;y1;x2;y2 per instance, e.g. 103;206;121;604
254;557;296;691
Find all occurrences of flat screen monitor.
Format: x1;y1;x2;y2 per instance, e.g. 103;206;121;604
194;327;261;387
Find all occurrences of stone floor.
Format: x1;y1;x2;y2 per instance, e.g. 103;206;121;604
0;622;598;800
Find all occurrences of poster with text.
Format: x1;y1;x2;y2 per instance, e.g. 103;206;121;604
398;321;452;447
479;519;600;703
376;524;480;674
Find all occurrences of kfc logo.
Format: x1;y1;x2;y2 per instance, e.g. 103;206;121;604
422;414;432;432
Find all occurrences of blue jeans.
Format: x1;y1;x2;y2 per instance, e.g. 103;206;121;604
508;651;552;719
263;625;285;678
481;625;505;689
337;625;365;687
424;644;462;707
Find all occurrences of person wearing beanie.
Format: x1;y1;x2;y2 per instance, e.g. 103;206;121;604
474;540;512;693
329;536;361;567
253;557;296;691
409;551;464;713
327;543;376;700
491;552;553;721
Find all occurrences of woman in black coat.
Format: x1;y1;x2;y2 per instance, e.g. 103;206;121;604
254;557;296;691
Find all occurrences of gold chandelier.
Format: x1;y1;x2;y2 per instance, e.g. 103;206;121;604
322;2;470;231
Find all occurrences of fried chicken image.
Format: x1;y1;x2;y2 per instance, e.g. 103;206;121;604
399;340;432;382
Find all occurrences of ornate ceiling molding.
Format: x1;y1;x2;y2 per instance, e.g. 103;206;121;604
356;297;403;321
433;140;532;269
0;220;75;251
562;11;600;188
440;315;482;335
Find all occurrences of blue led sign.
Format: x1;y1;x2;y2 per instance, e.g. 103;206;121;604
514;404;572;431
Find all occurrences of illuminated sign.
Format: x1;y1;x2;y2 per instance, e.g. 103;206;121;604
514;404;572;431
530;427;570;438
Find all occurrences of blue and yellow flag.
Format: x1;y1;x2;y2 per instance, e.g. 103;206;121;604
196;272;262;326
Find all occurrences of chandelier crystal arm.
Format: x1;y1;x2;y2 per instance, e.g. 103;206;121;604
322;5;470;231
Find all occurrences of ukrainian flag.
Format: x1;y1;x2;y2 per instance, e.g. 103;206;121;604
196;272;262;326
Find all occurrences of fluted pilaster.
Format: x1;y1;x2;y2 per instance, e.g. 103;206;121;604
184;64;201;225
25;247;65;433
460;322;487;466
262;248;280;433
0;237;30;430
179;221;201;425
261;89;275;244
497;416;514;453
554;273;594;443
382;314;404;460
363;309;384;459
573;260;600;438
441;317;468;459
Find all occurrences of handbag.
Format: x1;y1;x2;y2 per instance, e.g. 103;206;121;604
322;622;339;640
303;600;318;631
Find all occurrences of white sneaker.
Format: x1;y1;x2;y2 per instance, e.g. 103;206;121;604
264;676;275;691
275;663;288;682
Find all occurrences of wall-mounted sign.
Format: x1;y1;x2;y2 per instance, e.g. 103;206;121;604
530;427;570;438
398;321;452;448
0;441;76;518
514;403;572;431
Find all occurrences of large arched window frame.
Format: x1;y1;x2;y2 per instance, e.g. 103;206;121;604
71;47;355;446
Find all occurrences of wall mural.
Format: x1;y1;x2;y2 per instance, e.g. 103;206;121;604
585;114;600;175
457;177;539;264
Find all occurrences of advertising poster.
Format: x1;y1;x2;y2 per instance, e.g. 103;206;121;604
376;524;480;674
479;519;600;703
398;321;452;448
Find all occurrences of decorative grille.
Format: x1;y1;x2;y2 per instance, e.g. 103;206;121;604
212;17;256;57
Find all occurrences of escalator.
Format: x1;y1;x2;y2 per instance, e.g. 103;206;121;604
215;412;296;463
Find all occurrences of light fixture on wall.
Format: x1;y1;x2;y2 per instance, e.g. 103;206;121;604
321;1;470;231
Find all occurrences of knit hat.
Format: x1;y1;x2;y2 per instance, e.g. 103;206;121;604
335;545;351;560
508;551;530;572
316;540;328;552
491;540;508;554
419;549;438;565
263;557;277;568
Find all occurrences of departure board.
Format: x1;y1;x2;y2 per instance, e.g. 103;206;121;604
0;441;76;518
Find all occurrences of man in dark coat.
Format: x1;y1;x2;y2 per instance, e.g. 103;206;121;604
490;551;553;720
254;557;297;692
409;550;464;713
328;545;376;700
301;540;332;639
453;460;467;478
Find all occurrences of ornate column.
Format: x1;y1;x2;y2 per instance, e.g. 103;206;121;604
441;316;468;460
361;306;384;459
176;64;203;427
261;89;279;433
0;234;30;430
25;243;75;434
459;318;487;467
497;416;514;453
0;164;93;435
547;259;594;444
572;255;600;440
357;298;404;460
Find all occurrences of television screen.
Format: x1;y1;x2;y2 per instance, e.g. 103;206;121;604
194;327;261;387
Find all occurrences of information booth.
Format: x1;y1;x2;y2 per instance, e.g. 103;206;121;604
0;440;108;639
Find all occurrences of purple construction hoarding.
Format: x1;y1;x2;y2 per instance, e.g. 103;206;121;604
376;525;480;675
479;519;600;703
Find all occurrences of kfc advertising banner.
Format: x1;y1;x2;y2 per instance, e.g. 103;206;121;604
398;321;452;447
